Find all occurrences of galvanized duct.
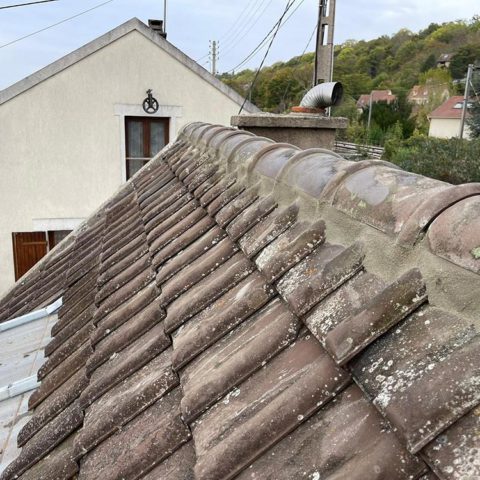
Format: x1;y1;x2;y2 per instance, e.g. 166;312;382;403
300;82;343;109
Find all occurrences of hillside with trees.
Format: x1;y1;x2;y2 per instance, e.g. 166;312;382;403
220;16;480;144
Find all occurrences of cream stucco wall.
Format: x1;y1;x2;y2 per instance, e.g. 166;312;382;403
429;118;472;139
0;29;245;294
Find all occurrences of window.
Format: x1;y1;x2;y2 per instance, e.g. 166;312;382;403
48;230;71;249
12;230;72;280
125;116;169;180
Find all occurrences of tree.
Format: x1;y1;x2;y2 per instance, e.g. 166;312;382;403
450;44;480;79
360;93;415;143
467;73;480;138
421;54;437;72
467;100;480;137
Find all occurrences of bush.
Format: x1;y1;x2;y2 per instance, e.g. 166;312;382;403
383;136;480;184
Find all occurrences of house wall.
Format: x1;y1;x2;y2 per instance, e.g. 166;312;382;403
429;118;472;139
0;30;243;294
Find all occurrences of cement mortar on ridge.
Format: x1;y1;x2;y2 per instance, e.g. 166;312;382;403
183;124;480;326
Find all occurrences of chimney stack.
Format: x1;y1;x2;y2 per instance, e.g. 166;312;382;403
148;19;167;39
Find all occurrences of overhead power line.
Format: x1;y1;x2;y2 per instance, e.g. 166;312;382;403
0;0;58;9
196;0;260;62
227;0;305;74
220;0;270;52
220;0;260;46
239;0;295;114
0;0;114;49
220;0;275;59
281;22;318;106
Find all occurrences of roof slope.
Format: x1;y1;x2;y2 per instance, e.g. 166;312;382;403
1;123;480;480
357;90;397;108
429;96;469;119
0;18;258;112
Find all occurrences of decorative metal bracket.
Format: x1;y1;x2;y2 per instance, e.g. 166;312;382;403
142;89;159;114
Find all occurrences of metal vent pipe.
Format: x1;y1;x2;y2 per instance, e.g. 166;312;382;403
300;82;343;109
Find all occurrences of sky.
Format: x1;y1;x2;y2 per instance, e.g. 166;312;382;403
0;0;478;90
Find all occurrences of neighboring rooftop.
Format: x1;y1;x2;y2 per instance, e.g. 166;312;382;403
356;89;397;109
429;95;473;119
0;122;479;480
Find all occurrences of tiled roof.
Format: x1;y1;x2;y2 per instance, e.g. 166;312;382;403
357;90;397;109
429;96;471;119
1;122;480;480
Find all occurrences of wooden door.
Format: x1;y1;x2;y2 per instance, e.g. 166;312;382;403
12;232;48;280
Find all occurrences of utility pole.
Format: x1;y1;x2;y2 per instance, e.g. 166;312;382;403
210;40;218;76
367;92;373;131
313;0;336;86
460;64;474;139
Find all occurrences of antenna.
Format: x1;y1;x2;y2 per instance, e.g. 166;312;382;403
164;0;167;36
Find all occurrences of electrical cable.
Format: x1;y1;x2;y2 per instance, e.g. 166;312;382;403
219;0;258;43
280;22;318;108
0;0;114;49
220;0;274;59
238;0;295;114
196;0;260;62
227;0;305;74
0;0;58;9
219;0;270;53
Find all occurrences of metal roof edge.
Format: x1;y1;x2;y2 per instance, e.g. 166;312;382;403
0;297;62;332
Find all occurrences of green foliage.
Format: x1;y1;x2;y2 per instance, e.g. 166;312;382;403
331;94;359;122
219;17;480;129
384;136;480;184
467;99;480;138
450;44;480;79
359;93;415;143
421;54;437;72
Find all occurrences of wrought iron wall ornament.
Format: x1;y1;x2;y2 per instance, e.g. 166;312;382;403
142;89;159;114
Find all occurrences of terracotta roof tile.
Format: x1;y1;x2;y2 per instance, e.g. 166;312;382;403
156;226;226;285
164;253;255;333
171;272;275;370
1;402;82;480
180;297;300;423
1;122;479;480
15;435;78;480
429;96;470;119
235;385;426;480
277;241;364;316
75;348;177;453
352;306;480;453
192;333;349;480
77;388;190;480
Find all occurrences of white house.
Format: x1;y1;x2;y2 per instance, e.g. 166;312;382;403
0;18;257;294
428;96;472;139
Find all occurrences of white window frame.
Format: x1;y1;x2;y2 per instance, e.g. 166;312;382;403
114;104;183;183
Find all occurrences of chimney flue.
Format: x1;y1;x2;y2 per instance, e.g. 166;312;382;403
148;19;167;39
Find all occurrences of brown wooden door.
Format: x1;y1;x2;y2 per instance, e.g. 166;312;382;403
12;232;48;280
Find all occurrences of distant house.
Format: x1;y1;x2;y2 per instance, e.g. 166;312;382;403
408;84;450;106
437;53;453;69
0;18;258;294
356;90;397;111
428;95;472;139
408;85;430;105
